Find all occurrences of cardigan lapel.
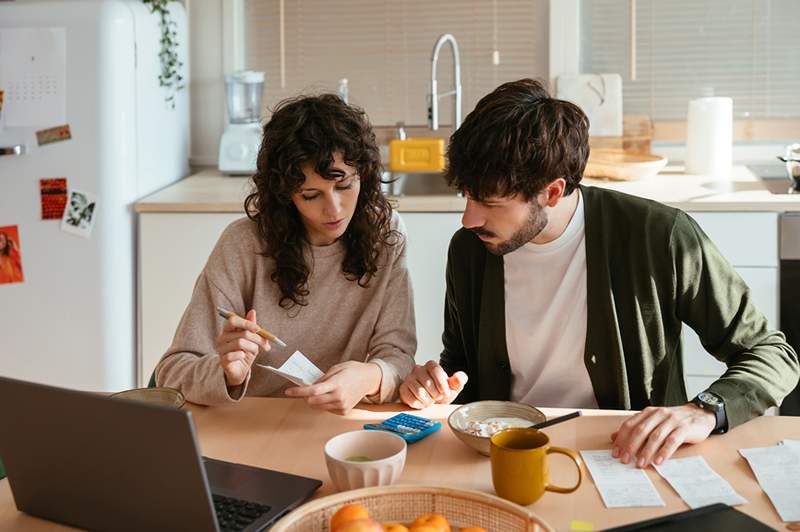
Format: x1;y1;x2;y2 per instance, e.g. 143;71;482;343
581;185;630;409
478;250;512;400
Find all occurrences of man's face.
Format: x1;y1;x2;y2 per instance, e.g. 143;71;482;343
461;192;548;255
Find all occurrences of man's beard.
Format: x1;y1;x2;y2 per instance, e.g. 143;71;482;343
472;201;548;256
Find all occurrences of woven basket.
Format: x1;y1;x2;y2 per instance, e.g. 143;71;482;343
270;485;554;532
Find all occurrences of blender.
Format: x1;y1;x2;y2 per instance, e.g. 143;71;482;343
218;71;265;175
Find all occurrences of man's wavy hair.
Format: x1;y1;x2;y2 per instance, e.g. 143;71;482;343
244;94;396;309
445;78;589;200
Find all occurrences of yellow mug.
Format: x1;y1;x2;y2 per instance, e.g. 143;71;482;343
490;427;583;505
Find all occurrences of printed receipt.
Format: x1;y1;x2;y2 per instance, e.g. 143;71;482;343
739;444;800;522
654;456;746;509
580;450;665;508
256;350;324;386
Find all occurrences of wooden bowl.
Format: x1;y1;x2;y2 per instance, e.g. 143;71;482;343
448;401;546;457
109;387;185;408
270;484;554;531
585;149;668;181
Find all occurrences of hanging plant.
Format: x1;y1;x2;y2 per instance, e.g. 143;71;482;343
143;0;185;108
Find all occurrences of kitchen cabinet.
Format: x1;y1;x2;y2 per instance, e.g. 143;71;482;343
138;212;242;386
400;213;464;364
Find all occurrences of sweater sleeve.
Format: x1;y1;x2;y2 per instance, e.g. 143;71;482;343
154;222;256;405
671;211;799;428
365;214;417;403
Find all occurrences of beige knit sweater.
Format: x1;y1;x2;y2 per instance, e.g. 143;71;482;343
155;212;417;405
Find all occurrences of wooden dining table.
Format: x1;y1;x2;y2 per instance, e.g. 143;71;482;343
1;397;798;530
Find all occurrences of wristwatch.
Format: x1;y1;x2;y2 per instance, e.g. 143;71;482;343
691;391;727;434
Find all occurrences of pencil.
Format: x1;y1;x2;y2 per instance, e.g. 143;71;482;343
216;306;287;348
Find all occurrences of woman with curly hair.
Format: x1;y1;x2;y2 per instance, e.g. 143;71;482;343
155;94;416;413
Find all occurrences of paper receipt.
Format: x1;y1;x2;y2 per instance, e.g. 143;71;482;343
256;350;324;386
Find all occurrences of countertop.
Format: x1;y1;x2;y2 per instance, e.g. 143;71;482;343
135;166;800;213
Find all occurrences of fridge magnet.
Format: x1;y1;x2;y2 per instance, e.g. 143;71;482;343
40;178;68;220
61;189;97;238
35;124;71;146
0;225;25;285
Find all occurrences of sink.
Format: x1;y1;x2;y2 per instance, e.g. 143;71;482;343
381;171;459;196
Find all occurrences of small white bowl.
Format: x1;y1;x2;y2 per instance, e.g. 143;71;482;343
323;430;406;492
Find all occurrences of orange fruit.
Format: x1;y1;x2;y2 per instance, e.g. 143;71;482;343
407;527;441;532
409;513;451;532
383;524;410;532
461;528;488;532
334;518;383;532
330;503;370;531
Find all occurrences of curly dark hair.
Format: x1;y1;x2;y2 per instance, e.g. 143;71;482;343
244;94;397;309
445;78;589;200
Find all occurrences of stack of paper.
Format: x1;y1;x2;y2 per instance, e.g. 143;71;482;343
580;450;665;508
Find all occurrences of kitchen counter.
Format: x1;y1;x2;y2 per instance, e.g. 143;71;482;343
135;165;800;213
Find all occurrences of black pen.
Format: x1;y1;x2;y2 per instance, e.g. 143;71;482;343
530;410;582;430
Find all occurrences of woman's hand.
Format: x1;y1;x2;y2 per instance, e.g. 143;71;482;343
215;309;270;387
284;361;382;415
399;360;468;409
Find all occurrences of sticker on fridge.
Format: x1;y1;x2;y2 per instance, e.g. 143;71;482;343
36;124;71;146
61;189;96;238
0;225;25;285
40;178;68;219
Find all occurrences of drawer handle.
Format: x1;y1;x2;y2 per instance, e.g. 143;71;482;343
0;145;26;156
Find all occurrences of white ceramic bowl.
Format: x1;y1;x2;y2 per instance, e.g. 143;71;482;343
448;400;546;456
323;430;406;492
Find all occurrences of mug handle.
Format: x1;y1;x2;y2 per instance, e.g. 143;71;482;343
544;446;583;494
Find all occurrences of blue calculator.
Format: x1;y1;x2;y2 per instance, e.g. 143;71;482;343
363;413;441;443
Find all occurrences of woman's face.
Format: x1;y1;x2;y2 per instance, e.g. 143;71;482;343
292;153;361;246
0;233;6;249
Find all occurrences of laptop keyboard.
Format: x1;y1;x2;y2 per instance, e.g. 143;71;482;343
212;493;271;532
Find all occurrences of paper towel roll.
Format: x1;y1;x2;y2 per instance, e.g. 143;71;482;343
685;97;733;178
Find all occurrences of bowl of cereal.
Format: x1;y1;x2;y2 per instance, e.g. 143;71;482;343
448;401;546;456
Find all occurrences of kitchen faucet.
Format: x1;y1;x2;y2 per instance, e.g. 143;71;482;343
429;33;462;131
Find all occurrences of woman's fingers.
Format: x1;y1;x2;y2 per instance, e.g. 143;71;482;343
217;337;261;357
222;309;261;335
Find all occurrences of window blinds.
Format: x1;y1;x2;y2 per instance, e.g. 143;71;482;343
243;0;548;126
580;0;800;122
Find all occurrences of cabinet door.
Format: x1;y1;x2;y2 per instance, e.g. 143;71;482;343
400;213;464;364
139;212;243;386
686;212;778;267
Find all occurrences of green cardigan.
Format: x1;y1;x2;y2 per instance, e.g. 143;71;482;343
440;185;798;429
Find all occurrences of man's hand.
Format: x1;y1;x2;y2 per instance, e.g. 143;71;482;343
611;404;717;468
399;360;468;409
284;361;382;415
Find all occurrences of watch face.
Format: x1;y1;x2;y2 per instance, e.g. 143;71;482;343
699;391;722;406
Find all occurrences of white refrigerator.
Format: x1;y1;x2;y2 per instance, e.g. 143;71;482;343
0;0;189;391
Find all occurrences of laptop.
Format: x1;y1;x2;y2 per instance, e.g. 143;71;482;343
0;376;322;532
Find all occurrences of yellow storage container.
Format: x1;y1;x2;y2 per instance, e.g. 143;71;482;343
389;138;445;172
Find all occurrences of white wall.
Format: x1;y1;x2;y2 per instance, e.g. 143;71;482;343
186;0;226;167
